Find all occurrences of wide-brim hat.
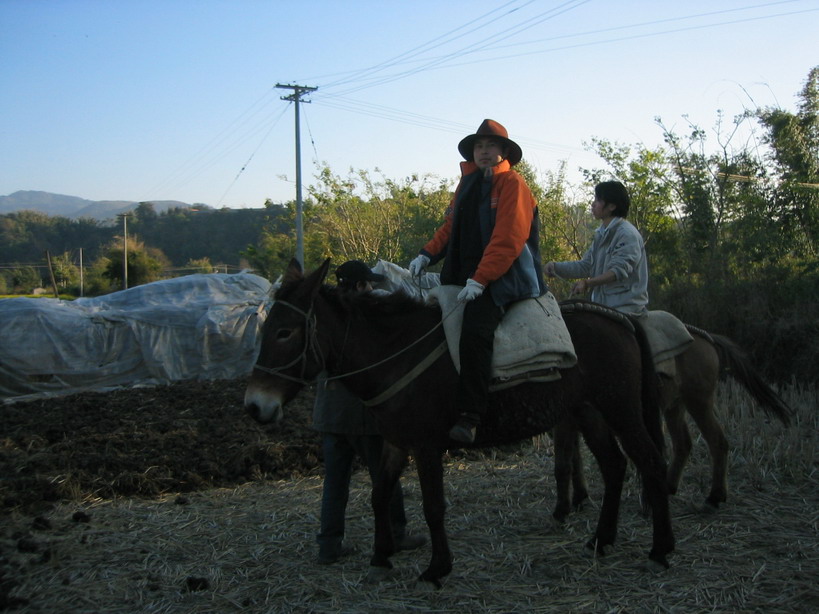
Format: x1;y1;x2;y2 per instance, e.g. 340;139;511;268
457;119;523;166
335;260;385;285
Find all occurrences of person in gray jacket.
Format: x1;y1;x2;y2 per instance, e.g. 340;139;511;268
545;180;648;317
313;260;426;565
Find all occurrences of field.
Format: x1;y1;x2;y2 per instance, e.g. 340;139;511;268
1;379;817;613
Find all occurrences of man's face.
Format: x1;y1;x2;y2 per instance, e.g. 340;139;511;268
473;137;505;171
591;195;614;220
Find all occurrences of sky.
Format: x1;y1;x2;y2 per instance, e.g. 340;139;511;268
1;0;817;209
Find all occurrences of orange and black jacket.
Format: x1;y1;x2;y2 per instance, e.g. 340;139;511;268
420;159;546;306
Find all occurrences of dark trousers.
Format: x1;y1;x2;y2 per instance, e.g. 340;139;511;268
317;432;407;557
457;290;504;419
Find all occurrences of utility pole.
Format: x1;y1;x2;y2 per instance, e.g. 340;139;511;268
117;213;131;290
276;83;317;267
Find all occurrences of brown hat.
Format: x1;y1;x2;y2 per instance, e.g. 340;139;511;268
458;119;523;166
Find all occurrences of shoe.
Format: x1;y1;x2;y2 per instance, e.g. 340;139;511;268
316;544;356;565
448;414;478;444
395;533;427;552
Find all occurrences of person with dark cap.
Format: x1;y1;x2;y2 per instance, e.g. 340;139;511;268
334;259;388;294
408;119;546;444
313;260;426;565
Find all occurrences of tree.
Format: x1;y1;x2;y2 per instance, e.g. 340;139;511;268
657;111;772;278
51;251;79;288
9;265;43;293
133;202;158;230
101;238;168;288
242;230;297;281
186;257;215;274
757;65;819;259
305;164;451;269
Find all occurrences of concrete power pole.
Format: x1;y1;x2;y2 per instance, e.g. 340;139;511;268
117;212;131;290
276;83;317;267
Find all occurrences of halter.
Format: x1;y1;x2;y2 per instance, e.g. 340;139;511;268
251;299;325;385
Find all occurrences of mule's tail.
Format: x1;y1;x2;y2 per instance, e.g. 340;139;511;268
689;326;794;427
632;317;665;457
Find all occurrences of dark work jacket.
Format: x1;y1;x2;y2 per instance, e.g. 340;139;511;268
422;163;546;307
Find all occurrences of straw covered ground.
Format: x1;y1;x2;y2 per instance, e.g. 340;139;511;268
1;379;817;613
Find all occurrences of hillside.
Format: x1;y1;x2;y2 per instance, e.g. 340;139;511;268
0;190;193;221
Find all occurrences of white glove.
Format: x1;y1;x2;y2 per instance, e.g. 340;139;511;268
457;279;485;303
408;254;430;278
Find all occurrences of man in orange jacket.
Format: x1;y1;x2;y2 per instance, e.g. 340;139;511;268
408;119;546;443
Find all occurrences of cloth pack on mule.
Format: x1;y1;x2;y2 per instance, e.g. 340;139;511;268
642;310;694;377
426;286;577;391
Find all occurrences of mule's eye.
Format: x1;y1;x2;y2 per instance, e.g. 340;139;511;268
276;328;295;341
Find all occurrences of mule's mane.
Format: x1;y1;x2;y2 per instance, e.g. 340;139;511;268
274;274;437;322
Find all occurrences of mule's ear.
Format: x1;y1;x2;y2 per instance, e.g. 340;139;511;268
282;258;304;284
296;258;333;299
316;258;332;284
305;258;332;297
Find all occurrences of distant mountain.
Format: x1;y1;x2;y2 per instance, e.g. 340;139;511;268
0;191;194;221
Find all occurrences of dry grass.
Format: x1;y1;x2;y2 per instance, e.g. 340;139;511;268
3;382;817;613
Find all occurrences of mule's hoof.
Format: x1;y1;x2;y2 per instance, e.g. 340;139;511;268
702;498;722;513
364;566;392;584
585;539;614;556
418;571;443;590
413;574;443;592
687;497;718;514
647;554;670;572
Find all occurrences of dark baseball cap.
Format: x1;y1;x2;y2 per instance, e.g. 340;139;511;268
335;260;385;286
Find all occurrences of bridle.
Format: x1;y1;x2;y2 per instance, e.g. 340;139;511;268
251;293;455;401
251;299;324;385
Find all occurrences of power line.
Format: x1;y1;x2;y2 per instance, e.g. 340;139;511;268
215;105;290;208
142;87;284;202
314;2;815;97
308;0;536;88
318;0;590;97
145;2;816;206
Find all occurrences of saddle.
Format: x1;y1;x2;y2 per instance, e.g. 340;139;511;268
642;310;695;376
426;287;577;391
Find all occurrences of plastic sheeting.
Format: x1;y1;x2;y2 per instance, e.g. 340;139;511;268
1;273;272;403
0;262;437;404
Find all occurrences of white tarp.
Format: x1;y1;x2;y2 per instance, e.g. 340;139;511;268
1;273;272;403
0;262;439;404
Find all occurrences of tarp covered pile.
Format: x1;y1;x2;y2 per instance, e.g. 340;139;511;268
0;273;272;403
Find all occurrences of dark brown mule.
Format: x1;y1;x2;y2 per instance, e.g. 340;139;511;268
552;322;793;522
244;260;674;587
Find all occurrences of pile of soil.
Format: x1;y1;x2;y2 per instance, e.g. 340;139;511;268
0;379;321;515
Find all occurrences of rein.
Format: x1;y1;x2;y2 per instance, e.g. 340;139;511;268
253;294;460;405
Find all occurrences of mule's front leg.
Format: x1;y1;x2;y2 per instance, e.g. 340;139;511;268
414;448;452;588
367;443;407;579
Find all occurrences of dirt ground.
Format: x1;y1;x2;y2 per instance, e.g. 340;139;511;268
0;379;321;516
1;380;817;613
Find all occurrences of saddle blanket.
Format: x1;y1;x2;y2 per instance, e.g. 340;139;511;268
427;286;577;389
642;310;694;376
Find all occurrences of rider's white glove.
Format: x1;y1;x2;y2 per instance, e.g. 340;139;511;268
408;254;430;278
457;279;485;303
